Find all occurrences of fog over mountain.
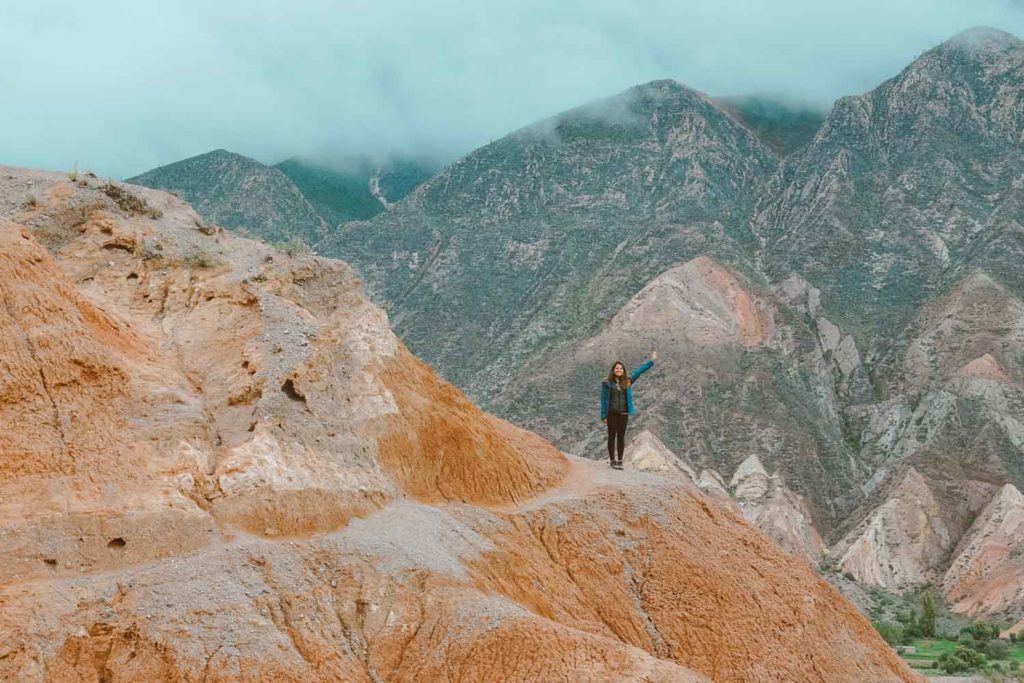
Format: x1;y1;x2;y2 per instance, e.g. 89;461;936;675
2;0;1023;177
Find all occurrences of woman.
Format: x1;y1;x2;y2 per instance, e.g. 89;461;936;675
600;351;657;469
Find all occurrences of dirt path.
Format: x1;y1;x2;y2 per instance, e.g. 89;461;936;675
494;453;672;514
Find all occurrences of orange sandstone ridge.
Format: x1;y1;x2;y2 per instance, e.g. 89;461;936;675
0;167;919;682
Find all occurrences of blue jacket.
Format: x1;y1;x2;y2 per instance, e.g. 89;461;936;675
601;360;654;420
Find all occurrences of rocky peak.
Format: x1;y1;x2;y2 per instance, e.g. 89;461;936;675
729;454;825;563
832;468;953;589
943;483;1024;616
941;26;1024;56
755;24;1024;342
730;453;769;489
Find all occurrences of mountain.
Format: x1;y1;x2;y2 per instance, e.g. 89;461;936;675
0;166;918;682
716;95;826;156
753;27;1024;337
96;26;1024;626
126;149;328;243
318;79;781;402
307;26;1024;622
275;155;438;225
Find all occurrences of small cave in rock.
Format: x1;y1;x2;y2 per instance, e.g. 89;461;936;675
43;558;57;566
126;272;139;281
281;378;306;403
107;537;127;549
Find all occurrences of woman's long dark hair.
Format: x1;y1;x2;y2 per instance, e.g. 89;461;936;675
606;360;630;388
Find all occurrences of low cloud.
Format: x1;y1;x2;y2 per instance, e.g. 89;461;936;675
1;0;1022;178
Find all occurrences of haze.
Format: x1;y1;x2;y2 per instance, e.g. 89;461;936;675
2;0;1023;178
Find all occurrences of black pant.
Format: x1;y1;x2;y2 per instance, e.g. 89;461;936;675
606;411;628;462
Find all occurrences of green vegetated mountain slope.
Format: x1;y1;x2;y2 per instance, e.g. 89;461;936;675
126;149;327;243
275;156;438;225
716;95;827;156
313;27;1024;619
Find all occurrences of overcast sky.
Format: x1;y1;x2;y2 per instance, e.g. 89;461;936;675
2;0;1023;178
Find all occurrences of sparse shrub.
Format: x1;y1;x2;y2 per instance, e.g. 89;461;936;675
873;621;903;646
132;238;164;261
68;162;78;181
275;236;311;257
989;639;1010;659
182;246;223;269
101;182;162;219
23;194;37;209
939;651;969;673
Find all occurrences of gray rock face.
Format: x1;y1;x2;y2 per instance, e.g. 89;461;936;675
127;150;327;244
753;27;1024;338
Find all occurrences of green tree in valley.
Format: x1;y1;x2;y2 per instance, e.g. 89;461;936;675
920;591;936;638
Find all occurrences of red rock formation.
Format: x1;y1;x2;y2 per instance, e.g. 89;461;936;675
0;168;919;682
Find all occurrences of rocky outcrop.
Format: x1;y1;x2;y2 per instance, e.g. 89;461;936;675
0;167;918;682
730;454;825;563
624;433;824;563
623;429;697;482
831;469;953;589
943;484;1024;616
